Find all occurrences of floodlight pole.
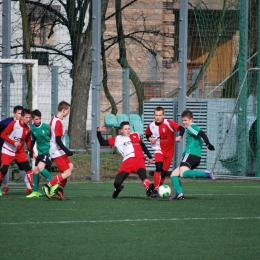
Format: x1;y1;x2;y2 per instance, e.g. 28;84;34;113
177;0;188;162
257;0;260;177
91;0;101;182
2;0;11;119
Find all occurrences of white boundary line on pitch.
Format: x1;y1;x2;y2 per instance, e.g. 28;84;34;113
1;216;260;225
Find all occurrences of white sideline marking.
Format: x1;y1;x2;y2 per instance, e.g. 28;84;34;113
1;216;260;225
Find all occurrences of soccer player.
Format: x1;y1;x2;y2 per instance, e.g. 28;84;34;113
42;101;74;201
145;106;185;198
0;108;33;195
169;110;215;200
0;105;32;195
26;109;55;198
97;121;154;198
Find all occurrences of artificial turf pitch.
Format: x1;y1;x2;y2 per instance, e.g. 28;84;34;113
0;180;259;260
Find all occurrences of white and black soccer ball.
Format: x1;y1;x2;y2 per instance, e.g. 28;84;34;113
158;184;171;198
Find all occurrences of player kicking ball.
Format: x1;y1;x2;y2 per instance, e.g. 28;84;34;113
169;110;216;200
27;109;57;198
97;121;154;198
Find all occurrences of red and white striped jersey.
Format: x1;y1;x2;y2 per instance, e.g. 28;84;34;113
145;119;180;157
49;116;66;158
1;120;30;156
108;132;145;161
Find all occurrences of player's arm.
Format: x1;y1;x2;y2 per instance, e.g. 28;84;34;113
198;130;215;150
140;141;152;159
97;127;109;146
29;137;36;158
178;125;185;137
1;121;16;146
56;136;73;156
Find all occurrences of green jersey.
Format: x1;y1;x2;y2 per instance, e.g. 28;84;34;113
30;123;50;155
182;123;204;157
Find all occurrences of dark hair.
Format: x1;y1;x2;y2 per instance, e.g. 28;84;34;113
181;110;193;119
154;106;164;114
120;121;130;129
31;109;41;118
13;105;23;113
58;101;70;112
21;108;31;116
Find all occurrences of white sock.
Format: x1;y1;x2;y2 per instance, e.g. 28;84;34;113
2;171;9;188
20;170;31;189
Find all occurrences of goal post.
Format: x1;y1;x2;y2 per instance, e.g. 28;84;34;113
0;58;38;117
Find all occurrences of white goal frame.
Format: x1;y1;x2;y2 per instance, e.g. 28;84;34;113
0;58;38;110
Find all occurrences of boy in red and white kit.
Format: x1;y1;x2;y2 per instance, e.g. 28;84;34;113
42;101;73;201
97;121;154;198
146;106;185;198
0;108;33;194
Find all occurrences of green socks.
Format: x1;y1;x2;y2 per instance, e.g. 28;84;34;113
41;168;53;182
170;176;183;194
182;170;206;178
33;174;39;191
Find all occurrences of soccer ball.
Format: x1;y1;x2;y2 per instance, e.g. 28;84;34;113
158;184;171;198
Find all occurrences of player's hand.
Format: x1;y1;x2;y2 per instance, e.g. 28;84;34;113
149;137;157;144
66;150;74;156
147;158;153;165
207;143;215;151
175;136;182;142
98;126;106;132
14;142;21;148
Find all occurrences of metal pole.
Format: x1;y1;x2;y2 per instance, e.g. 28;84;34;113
177;0;188;161
122;68;130;116
237;0;248;176
51;66;59;117
91;0;101;182
1;0;11;119
257;0;260;177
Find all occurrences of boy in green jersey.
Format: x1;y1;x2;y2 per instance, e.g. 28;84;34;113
27;109;55;198
169;110;216;200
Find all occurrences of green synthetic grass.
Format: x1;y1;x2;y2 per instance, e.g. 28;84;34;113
1;180;260;260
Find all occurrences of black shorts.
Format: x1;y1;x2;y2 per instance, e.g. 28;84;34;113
35;154;52;167
180;154;201;169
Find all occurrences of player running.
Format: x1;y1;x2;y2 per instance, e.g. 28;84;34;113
0;105;32;195
42;101;74;201
145;106;185;198
97;121;154;198
27;109;55;198
0;109;33;195
169;110;216;200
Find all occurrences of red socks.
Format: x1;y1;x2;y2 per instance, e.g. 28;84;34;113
48;174;64;187
26;170;33;188
154;171;161;190
142;178;151;189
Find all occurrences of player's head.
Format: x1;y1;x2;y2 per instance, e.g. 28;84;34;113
31;109;42;126
21;108;31;125
154;106;165;124
58;101;70;117
181;110;193;128
119;121;131;136
13;105;23;120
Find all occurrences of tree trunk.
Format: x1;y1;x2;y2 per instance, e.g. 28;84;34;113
19;0;32;109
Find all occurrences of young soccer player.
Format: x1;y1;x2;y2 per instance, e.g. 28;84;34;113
169;110;215;200
0;105;32;195
26;109;54;198
42;101;74;201
145;106;185;198
97;121;154;198
0;108;33;195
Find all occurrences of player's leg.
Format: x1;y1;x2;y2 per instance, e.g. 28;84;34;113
152;155;163;197
2;171;10;195
17;160;33;191
113;171;128;198
18;169;32;193
180;154;216;181
159;155;173;186
136;168;154;196
37;154;53;181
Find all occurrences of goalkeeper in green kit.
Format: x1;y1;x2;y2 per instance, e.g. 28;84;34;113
26;109;56;198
